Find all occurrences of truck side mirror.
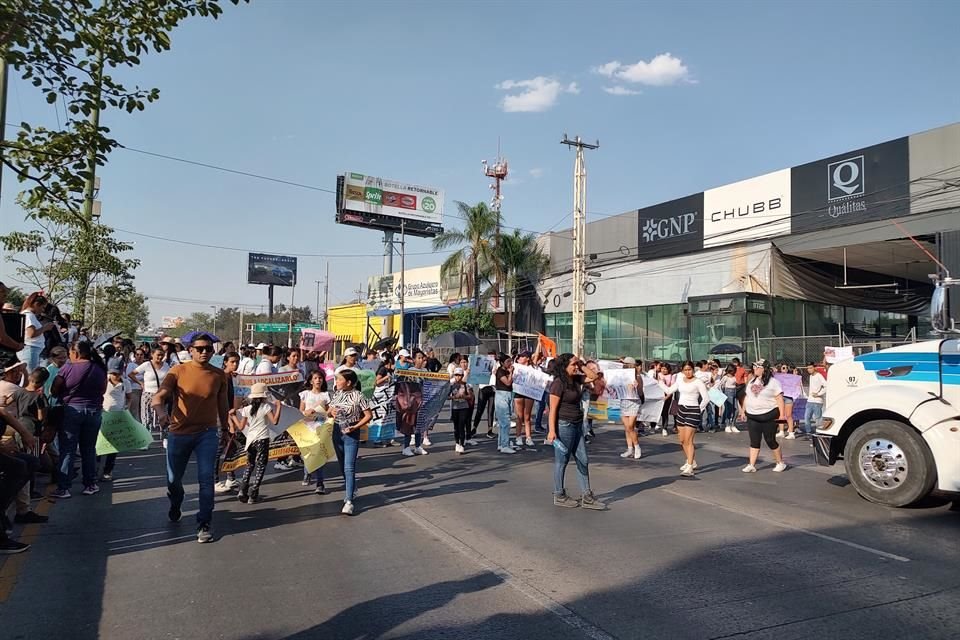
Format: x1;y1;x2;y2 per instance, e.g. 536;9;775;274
930;284;951;333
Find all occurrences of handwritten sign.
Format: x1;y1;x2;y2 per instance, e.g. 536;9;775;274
773;373;802;400
467;354;495;386
604;368;639;400
511;363;552;400
824;345;854;364
95;410;154;455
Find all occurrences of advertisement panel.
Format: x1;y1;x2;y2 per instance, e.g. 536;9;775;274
791;137;910;233
703;169;791;248
337;172;444;239
637;192;704;259
366;265;446;315
248;252;297;286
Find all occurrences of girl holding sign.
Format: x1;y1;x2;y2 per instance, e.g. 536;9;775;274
658;361;709;477
231;383;283;504
299;371;330;493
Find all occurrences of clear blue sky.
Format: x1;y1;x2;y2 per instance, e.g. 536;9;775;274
2;0;958;324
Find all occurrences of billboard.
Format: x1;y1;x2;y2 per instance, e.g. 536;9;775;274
637;193;704;259
703;169;791;248
367;265;452;315
248;252;297;286
336;173;444;238
792;137;910;233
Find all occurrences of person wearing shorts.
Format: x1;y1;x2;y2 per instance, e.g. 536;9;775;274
618;357;644;460
658;361;709;477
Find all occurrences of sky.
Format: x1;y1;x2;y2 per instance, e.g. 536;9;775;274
1;0;958;325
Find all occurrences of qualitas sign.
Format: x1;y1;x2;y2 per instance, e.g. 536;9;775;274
790;137;909;233
637;193;704;259
703;169;791;248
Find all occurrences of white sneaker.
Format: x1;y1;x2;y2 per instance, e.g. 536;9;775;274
455;444;465;454
422;436;432;447
510;420;517;428
742;464;757;473
499;446;516;454
401;447;415;457
524;437;534;447
681;466;695;477
415;447;429;456
341;501;354;515
680;462;691;473
661;428;668;436
620;448;634;458
785;433;796;440
776;431;785;439
773;462;788;472
724;426;733;433
214;481;231;494
633;447;642;459
731;426;741;433
274;461;291;471
466;439;478;446
226;478;239;490
515;438;524;448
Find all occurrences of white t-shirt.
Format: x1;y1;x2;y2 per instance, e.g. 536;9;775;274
103;380;126;411
807;372;827;405
743;377;783;414
299;389;330;419
22;311;44;348
135;361;170;394
694;370;713;388
241;403;273;446
124;362;141;393
238;357;256;375
255;360;276;375
659;376;710;410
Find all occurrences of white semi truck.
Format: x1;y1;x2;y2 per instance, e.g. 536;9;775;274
813;281;960;507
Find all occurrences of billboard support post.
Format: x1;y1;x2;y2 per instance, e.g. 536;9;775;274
268;284;274;321
288;281;295;348
399;220;406;349
383;230;394;339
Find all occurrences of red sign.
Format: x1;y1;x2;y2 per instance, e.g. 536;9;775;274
383;191;417;210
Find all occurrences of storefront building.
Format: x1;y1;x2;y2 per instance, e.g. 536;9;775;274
540;122;960;364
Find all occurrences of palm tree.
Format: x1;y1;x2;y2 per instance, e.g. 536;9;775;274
494;229;550;353
432;201;500;312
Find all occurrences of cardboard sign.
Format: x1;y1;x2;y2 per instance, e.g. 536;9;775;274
95;410;154;455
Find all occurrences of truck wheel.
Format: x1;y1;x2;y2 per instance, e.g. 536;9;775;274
843;419;936;507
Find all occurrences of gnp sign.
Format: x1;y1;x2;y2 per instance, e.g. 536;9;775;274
637;192;704;259
703;169;791;248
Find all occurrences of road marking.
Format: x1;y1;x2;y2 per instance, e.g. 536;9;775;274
394;502;616;640
661;488;911;563
0;497;55;602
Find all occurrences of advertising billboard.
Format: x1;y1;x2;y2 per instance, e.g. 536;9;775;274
248;252;297;286
637;192;704;259
337;172;444;238
791;137;910;233
703;169;791;248
367;265;451;316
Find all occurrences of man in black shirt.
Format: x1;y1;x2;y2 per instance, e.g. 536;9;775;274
425;349;441;373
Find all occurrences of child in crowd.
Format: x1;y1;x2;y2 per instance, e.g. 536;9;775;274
230;383;282;504
299;371;330;494
98;362;128;481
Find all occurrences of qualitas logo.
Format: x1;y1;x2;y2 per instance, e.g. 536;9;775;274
642;212;697;243
827;155;867;218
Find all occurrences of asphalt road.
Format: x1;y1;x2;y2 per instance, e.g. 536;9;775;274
2;421;958;640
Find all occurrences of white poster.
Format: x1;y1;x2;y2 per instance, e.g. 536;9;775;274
367;265;444;314
343;171;444;225
604;368;640;400
512;363;552;400
824;345;854;363
638;377;665;423
703;168;791;248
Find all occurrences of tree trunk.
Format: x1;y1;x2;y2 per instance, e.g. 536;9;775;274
473;256;480;313
507;274;513;356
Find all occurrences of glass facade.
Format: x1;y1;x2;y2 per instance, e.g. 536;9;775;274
544;295;918;362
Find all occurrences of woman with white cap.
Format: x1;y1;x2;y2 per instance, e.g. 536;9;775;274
618;357;644;460
335;347;361;375
230;382;282;503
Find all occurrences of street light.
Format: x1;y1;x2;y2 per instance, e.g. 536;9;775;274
315;280;322;325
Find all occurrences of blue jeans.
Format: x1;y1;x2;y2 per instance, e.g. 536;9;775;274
702;405;716;430
58;406;102;490
18;345;42;373
403;432;423;449
722;389;737;424
333;427;360;502
534;389;548;430
166;428;219;525
495;390;513;449
804;402;823;434
553;420;590;496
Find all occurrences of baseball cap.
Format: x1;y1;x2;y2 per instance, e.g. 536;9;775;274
344;347;359;357
622;357;637;366
453;367;464;376
108;361;123;374
256;343;267;350
397;348;411;358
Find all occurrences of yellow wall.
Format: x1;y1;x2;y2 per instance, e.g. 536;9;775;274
327;303;368;343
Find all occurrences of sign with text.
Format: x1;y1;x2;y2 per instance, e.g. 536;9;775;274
95;410;154;455
367;265;447;315
637;192;704;259
791;137;909;233
467;354;495;386
337;172;444;238
511;363;552;400
703;169;791;248
248;252;297;287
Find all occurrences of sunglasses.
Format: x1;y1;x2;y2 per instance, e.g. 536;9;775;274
192;345;214;353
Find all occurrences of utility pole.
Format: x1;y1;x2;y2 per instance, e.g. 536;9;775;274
382;230;394;337
399;220;406;349
561;134;599;357
324;261;330;331
315;279;322;325
210;305;217;336
75;46;105;324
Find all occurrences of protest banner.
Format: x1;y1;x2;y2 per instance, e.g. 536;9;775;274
597;360;621;371
637;376;665;423
378;370;451;438
538;334;557;358
467;354;495;386
234;371;304;399
604;368;640;400
95;410;153;455
511;363;551;400
588;398;608;420
299;328;334;354
824;345;854;364
773;373;802;400
286;418;335;473
220;403;303;473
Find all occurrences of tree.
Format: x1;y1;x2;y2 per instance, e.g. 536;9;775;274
0;0;246;318
426;307;495;338
85;276;149;338
493;230;550;352
0;199;138;307
432;201;500;312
